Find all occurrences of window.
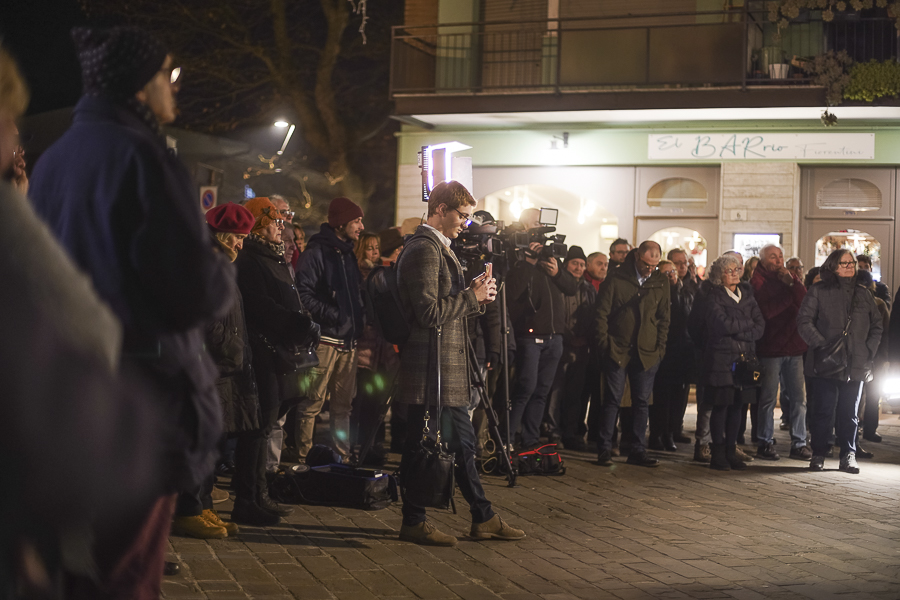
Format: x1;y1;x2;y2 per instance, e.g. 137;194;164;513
816;178;882;211
647;177;708;209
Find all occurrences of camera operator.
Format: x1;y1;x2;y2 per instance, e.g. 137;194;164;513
505;208;578;450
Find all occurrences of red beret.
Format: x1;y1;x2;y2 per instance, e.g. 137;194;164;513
206;202;255;235
328;196;364;228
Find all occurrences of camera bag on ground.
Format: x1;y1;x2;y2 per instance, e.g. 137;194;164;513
515;443;566;476
364;233;442;346
268;462;398;510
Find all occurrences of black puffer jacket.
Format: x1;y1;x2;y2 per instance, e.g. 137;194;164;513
701;282;765;387
295;224;363;346
658;279;696;382
235;236;314;410
206;290;260;433
798;269;883;382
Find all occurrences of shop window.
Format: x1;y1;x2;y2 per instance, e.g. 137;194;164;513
647;178;708;209
816;178;882;211
815;229;882;279
648;227;708;277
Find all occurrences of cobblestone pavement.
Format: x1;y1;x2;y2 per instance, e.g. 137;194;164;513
162;411;900;600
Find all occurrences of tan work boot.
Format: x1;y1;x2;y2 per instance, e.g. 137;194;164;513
202;509;239;536
171;515;228;539
399;521;457;547
735;446;754;462
470;515;525;541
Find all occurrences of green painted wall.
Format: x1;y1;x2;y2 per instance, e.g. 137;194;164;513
398;124;900;166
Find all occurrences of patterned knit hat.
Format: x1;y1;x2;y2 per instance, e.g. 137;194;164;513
71;26;167;99
243;197;281;233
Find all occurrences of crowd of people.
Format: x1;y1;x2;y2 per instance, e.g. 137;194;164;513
0;23;895;600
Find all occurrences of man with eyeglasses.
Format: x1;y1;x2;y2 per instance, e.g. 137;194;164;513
295;196;366;460
595;241;670;467
30;26;234;595
506;208;578;451
749;244;811;462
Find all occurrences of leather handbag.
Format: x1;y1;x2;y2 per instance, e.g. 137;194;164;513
731;352;762;389
399;325;456;511
257;334;319;376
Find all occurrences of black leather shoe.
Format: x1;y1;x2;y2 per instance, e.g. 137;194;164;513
856;445;874;459
626;452;659;467
259;492;294;517
648;436;665;451
163;561;180;576
596;449;613;466
863;432;882;443
231;499;281;526
662;434;678;452
756;443;780;461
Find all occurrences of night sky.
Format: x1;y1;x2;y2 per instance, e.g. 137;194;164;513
2;0;86;115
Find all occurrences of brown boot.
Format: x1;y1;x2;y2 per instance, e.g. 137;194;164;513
202;509;239;536
399;521;457;547
470;515;525;540
171;515;228;539
693;442;711;463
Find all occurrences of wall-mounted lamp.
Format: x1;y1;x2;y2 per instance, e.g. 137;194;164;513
550;132;569;150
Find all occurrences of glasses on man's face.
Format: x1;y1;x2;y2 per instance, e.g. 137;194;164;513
838;260;857;268
787;265;803;271
452;207;473;226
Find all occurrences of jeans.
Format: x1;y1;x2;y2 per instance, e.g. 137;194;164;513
597;357;660;455
400;404;494;526
509;335;564;448
174;472;215;517
758;356;808;449
808;377;862;458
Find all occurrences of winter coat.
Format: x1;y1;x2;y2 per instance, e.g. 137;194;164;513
506;259;578;337
29;94;235;491
874;297;890;367
206;290;260;433
874;280;892;311
395;226;484;407
797;270;883;382
357;261;400;373
701;283;765;388
235;235;314;411
595;250;671;369
658;279;696;382
749;263;808;357
464;259;502;366
295;224;364;346
562;277;597;347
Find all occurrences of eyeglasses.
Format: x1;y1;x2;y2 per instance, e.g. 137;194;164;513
838;260;857;268
787;265;803;270
451;207;473;226
723;268;741;275
274;219;285;227
167;66;182;85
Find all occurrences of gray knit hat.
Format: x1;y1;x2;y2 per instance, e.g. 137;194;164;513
72;26;167;99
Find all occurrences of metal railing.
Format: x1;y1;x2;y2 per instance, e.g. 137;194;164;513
390;9;899;96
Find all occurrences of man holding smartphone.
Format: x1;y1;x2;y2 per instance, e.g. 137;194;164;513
395;180;524;547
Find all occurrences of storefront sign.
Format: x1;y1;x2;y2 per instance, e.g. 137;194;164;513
648;133;874;161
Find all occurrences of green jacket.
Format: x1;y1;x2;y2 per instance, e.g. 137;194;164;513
595;252;671;369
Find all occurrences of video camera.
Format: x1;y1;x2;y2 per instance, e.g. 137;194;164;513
454;208;567;269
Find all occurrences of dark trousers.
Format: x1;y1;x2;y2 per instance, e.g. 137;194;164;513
548;344;590;441
860;381;880;436
400;404;494;526
649;375;689;440
808;377;862;458
175;472;215;517
352;368;389;449
711;400;744;446
509;335;564;448
597;357;660;455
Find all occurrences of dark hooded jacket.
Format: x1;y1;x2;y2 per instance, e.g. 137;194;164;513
295;223;364;346
595;249;671;369
29;94;235;490
506;258;578;337
701;282;765;387
798;269;883;382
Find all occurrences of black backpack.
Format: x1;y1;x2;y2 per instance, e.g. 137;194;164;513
364;233;441;346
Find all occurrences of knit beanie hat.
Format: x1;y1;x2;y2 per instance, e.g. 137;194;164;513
327;197;364;228
206;203;255;235
243;197;281;233
566;245;587;263
71;26;168;99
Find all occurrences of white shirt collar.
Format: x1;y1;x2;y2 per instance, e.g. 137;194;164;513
725;286;742;303
422;224;452;248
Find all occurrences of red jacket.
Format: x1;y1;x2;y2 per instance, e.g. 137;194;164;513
749;264;808;357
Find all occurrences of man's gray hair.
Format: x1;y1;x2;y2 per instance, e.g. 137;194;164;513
708;254;743;287
587;251;607;261
760;243;783;257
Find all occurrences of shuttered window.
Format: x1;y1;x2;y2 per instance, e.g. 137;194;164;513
816;178;883;211
647;178;709;208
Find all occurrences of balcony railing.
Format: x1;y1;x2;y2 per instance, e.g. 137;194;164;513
390;9;899;97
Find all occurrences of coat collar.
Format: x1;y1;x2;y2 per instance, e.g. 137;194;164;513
308;223;355;253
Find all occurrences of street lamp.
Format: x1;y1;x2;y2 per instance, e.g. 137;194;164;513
273;120;296;155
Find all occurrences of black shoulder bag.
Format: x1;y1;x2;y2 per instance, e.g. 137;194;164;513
813;294;854;381
398;325;456;511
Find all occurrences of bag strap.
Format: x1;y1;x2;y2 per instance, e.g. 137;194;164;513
842;291;858;335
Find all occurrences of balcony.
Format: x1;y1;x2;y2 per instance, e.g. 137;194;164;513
390;8;899;116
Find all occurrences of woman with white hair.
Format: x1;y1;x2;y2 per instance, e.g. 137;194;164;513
700;253;765;471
